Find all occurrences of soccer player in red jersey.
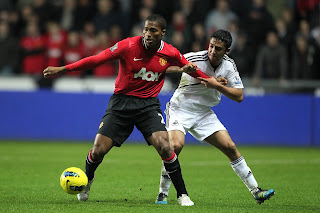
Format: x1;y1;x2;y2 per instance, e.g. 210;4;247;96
43;14;209;206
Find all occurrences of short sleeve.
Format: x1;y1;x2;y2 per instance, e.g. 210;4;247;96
227;69;244;88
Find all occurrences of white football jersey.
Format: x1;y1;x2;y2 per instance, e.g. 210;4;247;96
170;50;244;111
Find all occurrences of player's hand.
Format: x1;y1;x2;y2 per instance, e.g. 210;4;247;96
216;76;228;86
180;62;197;73
43;66;66;78
198;76;221;88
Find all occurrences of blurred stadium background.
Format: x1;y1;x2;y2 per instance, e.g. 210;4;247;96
0;0;320;146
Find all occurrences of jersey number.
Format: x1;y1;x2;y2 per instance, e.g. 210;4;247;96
158;113;165;124
134;68;162;82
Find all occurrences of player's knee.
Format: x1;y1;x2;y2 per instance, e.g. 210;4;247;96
91;145;106;161
223;141;238;155
173;141;184;154
159;139;172;156
159;143;172;157
154;135;172;157
169;135;184;154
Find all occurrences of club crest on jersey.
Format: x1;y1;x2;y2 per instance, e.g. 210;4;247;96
159;57;167;66
110;43;118;52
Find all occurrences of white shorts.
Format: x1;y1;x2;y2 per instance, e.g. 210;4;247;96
165;102;226;142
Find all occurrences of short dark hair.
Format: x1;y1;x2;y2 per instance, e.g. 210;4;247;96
146;14;167;30
211;30;232;49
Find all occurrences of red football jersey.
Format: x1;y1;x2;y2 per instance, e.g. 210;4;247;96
66;36;207;98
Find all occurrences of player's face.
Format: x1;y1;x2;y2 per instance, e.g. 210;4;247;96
208;37;230;66
143;20;166;49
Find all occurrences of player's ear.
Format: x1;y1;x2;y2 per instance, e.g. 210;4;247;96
161;29;166;36
226;48;230;55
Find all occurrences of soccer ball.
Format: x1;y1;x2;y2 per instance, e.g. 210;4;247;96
60;167;88;194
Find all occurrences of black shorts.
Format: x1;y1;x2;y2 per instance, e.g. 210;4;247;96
97;94;167;147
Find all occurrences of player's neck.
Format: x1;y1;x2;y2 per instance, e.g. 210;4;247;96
210;60;222;69
147;42;161;51
142;37;161;51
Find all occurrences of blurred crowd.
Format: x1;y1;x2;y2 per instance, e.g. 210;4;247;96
0;0;320;86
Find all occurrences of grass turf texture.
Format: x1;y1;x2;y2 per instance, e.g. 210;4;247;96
0;141;319;213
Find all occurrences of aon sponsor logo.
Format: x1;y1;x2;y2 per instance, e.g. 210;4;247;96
134;68;162;81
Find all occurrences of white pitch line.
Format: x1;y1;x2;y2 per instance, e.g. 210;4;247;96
187;159;320;166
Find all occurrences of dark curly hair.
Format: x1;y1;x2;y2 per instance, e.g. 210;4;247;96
211;30;233;49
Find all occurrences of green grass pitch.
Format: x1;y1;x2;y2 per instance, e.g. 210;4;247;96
0;141;319;213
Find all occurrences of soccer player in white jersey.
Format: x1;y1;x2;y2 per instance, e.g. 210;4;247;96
155;30;275;205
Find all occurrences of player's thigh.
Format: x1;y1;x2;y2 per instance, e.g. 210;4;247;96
134;109;167;144
134;110;173;157
205;130;240;156
164;102;192;135
189;110;226;142
205;130;241;160
92;133;114;157
205;130;233;148
97;113;134;147
147;130;172;158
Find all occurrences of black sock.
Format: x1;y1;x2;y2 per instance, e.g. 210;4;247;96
162;152;188;198
85;149;102;181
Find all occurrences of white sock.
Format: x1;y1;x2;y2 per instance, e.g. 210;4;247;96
231;156;259;194
158;162;172;196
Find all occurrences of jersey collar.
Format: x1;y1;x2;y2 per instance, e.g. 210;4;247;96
142;37;164;52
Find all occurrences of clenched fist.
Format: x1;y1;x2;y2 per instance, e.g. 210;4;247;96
43;66;66;78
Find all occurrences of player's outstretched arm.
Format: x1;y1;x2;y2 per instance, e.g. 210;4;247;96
198;77;243;103
43;48;118;78
167;64;209;79
166;62;197;73
175;51;210;79
43;66;66;78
